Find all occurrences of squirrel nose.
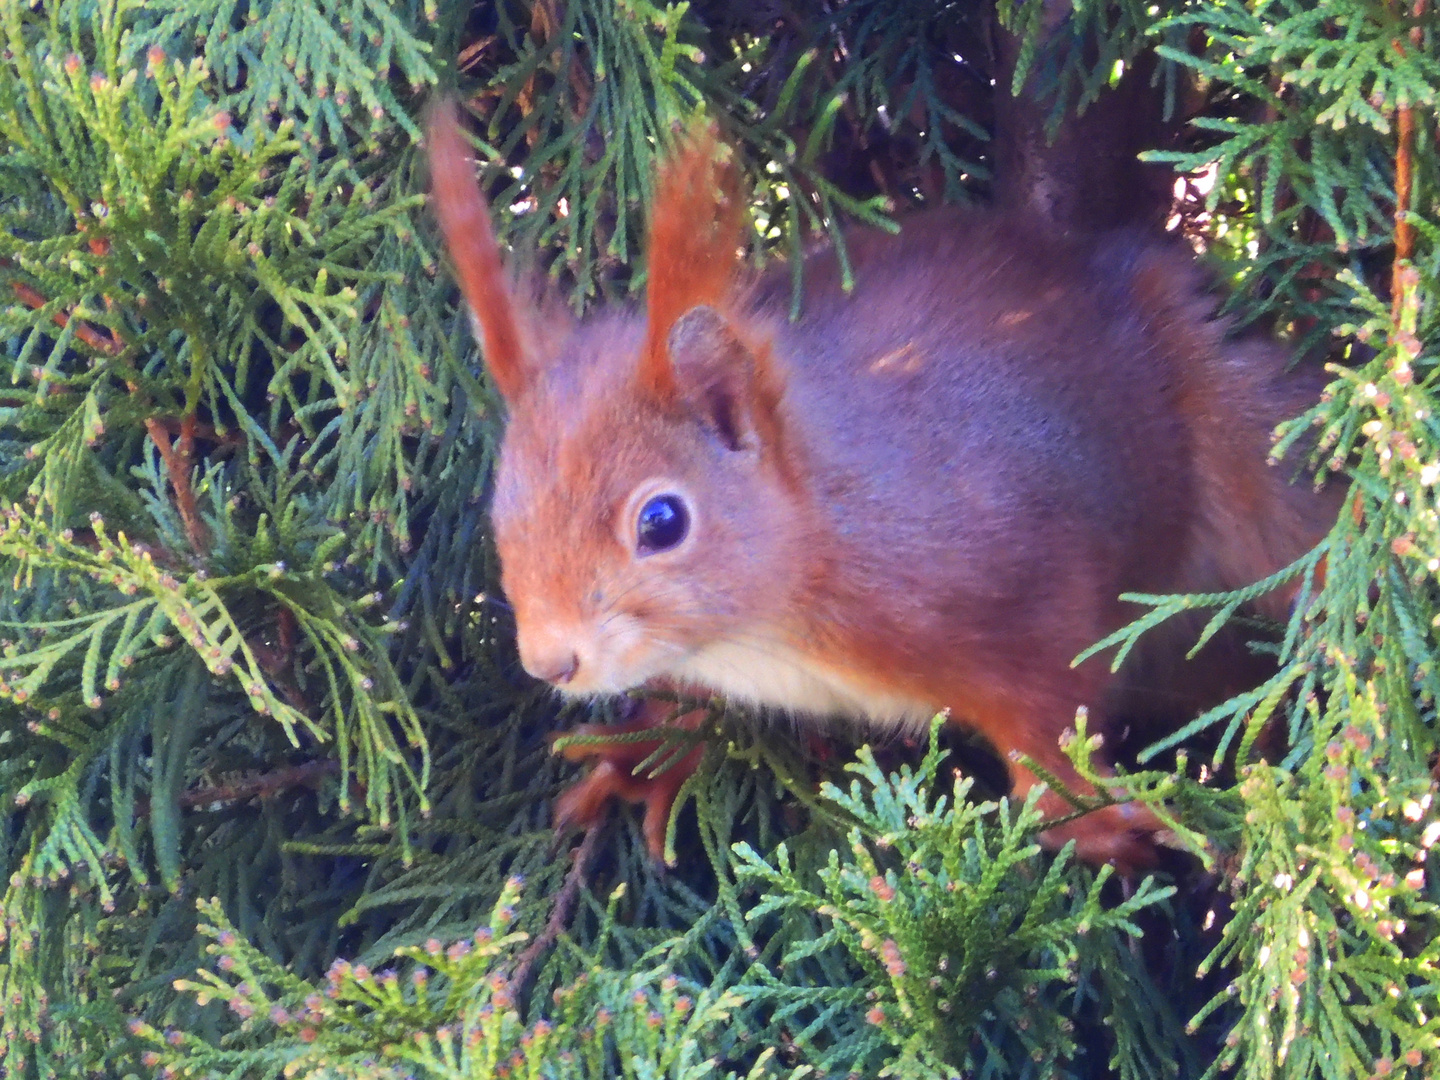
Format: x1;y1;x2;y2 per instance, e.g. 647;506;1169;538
525;648;580;686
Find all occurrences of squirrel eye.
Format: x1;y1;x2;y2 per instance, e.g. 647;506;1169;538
636;494;690;554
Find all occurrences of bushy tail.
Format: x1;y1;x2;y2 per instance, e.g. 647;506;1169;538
1117;239;1342;616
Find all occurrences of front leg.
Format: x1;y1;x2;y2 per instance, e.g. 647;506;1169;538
550;682;708;864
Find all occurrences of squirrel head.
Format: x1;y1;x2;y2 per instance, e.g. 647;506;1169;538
426;100;807;695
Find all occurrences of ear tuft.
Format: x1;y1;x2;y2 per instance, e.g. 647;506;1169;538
425;96;529;402
640;121;746;400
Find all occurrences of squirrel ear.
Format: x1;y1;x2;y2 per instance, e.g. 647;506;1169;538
666;305;778;452
425;96;531;403
639;122;745;400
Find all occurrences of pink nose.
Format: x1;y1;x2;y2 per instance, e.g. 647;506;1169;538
525;649;579;685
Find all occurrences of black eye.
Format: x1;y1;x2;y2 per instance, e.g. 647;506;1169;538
636;494;690;554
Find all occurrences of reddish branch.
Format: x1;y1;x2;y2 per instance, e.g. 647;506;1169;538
8;271;210;553
147;414;245;451
145;412;209;553
1390;7;1419;321
1392;103;1415;322
179;759;340;809
130;759;340;819
249;608;313;714
248;616;292;674
509;822;603;998
457;34;496;72
10;280;122;356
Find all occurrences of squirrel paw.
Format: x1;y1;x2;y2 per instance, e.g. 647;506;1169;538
1038;800;1169;876
550;705;707;864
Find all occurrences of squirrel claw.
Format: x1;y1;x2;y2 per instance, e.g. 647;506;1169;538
550;708;707;864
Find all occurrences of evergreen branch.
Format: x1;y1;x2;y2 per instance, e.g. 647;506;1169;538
152;882;773;1079
508;820;602;1000
0;503;428;837
178;758;340;809
1073;543;1327;673
736;718;1177;1076
3;1;1439;1076
137;0;438;149
142;413;207;554
6;277;124;357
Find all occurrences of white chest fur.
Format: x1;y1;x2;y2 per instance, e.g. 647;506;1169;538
668;640;937;729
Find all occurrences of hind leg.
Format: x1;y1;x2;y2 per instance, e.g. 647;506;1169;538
952;658;1168;874
1005;735;1167;875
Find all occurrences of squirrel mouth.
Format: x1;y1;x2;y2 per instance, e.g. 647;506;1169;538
517;610;682;697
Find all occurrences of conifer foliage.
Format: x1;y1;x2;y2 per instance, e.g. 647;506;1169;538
0;0;1436;1077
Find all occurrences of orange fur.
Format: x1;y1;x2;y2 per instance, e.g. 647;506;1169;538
425;98;528;402
641;122;747;399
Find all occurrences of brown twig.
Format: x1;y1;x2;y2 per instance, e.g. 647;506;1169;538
249;607;313;714
144;415;209;554
179;759;340;809
1390;4;1419;322
9;280;122;356
1391;103;1415;317
457;34;496;72
147;414;245;451
9;270;212;553
509;822;603;998
516;0;592;147
129;759;340;819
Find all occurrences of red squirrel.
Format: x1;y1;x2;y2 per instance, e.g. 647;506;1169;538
424;99;1339;871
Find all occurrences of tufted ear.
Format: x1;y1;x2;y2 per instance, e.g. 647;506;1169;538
425;96;531;403
638;121;746;402
666;305;780;452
